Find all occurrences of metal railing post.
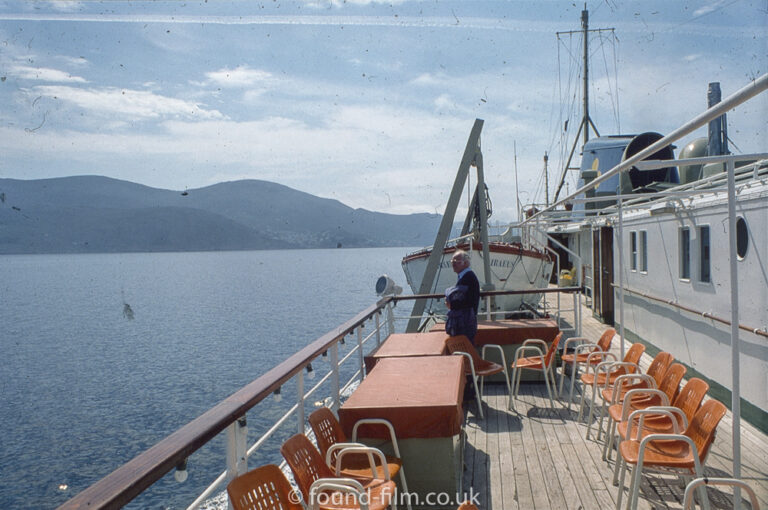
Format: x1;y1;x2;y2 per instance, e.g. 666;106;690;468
330;342;340;413
225;416;248;509
357;326;365;380
297;371;305;435
375;311;381;346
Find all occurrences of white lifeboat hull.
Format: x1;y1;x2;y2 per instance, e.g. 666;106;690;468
401;242;554;315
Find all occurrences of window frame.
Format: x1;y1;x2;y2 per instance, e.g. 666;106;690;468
630;231;638;272
679;226;691;281
698;225;711;283
639;230;648;273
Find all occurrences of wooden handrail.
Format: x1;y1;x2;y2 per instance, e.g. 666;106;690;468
58;299;391;510
613;284;768;339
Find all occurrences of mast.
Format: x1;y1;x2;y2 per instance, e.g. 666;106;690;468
544;152;549;207
582;7;590;145
552;7;614;203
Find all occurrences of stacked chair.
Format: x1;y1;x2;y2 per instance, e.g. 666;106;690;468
577;342;645;438
595;351;674;449
508;331;563;411
227;407;400;510
308;407;410;507
445;334;510;419
602;363;687;462
571;344;732;510
614;398;727;510
559;327;616;408
281;433;397;510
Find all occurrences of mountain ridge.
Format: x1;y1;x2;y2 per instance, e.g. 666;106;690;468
0;176;442;254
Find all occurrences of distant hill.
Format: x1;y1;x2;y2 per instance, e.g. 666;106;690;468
0;176;442;254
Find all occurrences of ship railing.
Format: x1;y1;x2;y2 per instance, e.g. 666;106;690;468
391;287;583;333
57;298;396;510
58;288;581;510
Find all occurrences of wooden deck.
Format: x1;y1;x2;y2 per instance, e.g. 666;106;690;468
461;300;768;510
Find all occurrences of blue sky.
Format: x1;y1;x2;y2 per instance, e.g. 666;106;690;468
0;0;766;222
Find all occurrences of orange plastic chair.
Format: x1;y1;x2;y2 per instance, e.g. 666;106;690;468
507;331;563;411
227;464;303;510
600;351;674;409
558;327;616;408
281;433;396;510
445;335;510;419
603;363;686;463
580;342;645;438
615;399;727;510
611;377;709;485
308;407;409;506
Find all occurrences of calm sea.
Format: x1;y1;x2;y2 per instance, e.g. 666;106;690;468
0;248;411;509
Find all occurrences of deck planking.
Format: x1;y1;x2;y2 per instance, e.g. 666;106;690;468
460;298;768;510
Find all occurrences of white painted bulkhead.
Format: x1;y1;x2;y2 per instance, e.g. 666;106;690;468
612;179;768;413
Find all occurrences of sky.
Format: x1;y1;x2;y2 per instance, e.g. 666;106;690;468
0;0;766;223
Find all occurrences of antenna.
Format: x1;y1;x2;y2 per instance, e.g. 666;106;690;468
514;141;521;222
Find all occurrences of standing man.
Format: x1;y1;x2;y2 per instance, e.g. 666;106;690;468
445;249;480;344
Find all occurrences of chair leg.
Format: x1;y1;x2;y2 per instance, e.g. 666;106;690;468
577;380;588;422
596;398;608;442
543;366;555;409
398;468;411;510
558;362;568;396
585;384;600;439
508;366;519;410
472;375;484;420
603;418;617;461
628;460;643;510
616;460;628;510
567;362;581;410
502;363;511;394
612;449;623;485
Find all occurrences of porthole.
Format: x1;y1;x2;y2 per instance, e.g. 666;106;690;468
736;217;749;259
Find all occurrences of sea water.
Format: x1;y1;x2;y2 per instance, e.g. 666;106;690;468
0;248;410;509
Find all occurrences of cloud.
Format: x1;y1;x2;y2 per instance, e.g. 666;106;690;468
30;85;225;120
45;1;82;13
410;73;444;86
205;66;275;88
302;0;409;8
9;65;87;83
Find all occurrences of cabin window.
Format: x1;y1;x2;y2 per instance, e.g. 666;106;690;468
679;227;691;280
699;226;711;282
640;231;648;273
736;217;749;259
630;231;638;271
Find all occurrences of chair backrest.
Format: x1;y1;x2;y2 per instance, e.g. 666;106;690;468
685;399;727;461
445;335;479;360
445;335;481;373
544;332;564;367
308;407;347;465
672;378;710;425
657;363;687;402
646;352;674;387
280;433;335;501
597;327;616;352
227;464;303;510
622;343;646;372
